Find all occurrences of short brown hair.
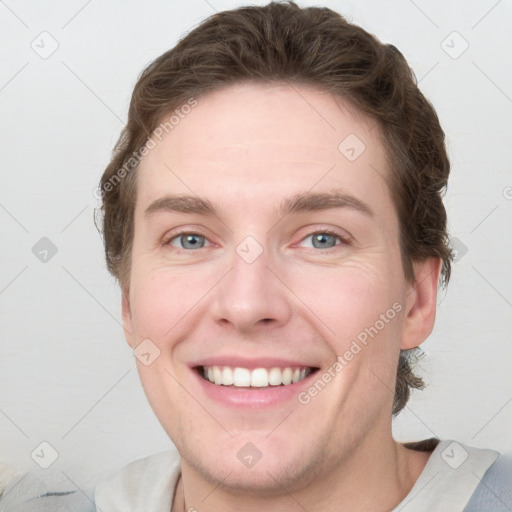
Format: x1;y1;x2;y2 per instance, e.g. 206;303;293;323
97;0;453;415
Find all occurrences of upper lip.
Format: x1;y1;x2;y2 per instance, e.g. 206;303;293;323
189;356;320;370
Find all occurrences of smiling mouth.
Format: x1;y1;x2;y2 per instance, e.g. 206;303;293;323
195;365;319;388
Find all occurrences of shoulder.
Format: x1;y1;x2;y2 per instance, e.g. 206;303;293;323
0;462;95;512
394;439;504;512
94;449;181;511
464;450;512;511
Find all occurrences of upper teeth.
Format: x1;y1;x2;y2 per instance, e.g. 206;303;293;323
202;366;312;387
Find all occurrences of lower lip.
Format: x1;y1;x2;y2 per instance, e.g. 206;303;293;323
191;368;318;409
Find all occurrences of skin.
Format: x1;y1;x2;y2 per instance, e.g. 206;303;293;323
121;81;442;512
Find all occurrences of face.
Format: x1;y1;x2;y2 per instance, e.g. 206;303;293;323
122;82;429;493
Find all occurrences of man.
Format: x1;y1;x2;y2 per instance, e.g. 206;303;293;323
94;2;512;510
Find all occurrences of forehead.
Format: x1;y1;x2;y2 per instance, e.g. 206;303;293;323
136;81;392;219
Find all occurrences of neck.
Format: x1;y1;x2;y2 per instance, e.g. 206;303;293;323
172;432;433;512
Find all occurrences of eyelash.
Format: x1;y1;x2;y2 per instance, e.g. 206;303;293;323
163;228;350;254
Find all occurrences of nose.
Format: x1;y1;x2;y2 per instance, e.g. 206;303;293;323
210;240;293;335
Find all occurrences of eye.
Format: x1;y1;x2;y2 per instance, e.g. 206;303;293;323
297;230;348;252
166;231;211;250
163;229;349;252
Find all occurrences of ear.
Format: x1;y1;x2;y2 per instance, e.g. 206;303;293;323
122;288;135;349
401;257;442;350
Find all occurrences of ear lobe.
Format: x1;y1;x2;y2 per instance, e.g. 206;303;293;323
122;289;134;349
401;257;442;350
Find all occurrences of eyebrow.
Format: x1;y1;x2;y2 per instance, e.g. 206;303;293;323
144;189;374;220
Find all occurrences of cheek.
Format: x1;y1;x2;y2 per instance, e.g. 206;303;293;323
129;265;204;342
311;263;399;333
305;262;403;379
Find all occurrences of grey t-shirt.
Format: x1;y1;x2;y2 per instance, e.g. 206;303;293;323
2;439;509;511
0;463;95;511
390;438;508;511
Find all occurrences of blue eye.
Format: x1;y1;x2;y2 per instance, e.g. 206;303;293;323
299;231;345;251
168;232;210;250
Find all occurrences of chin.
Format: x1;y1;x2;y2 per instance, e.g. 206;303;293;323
182;435;324;496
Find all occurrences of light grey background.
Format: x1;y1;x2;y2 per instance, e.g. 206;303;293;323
1;0;511;500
